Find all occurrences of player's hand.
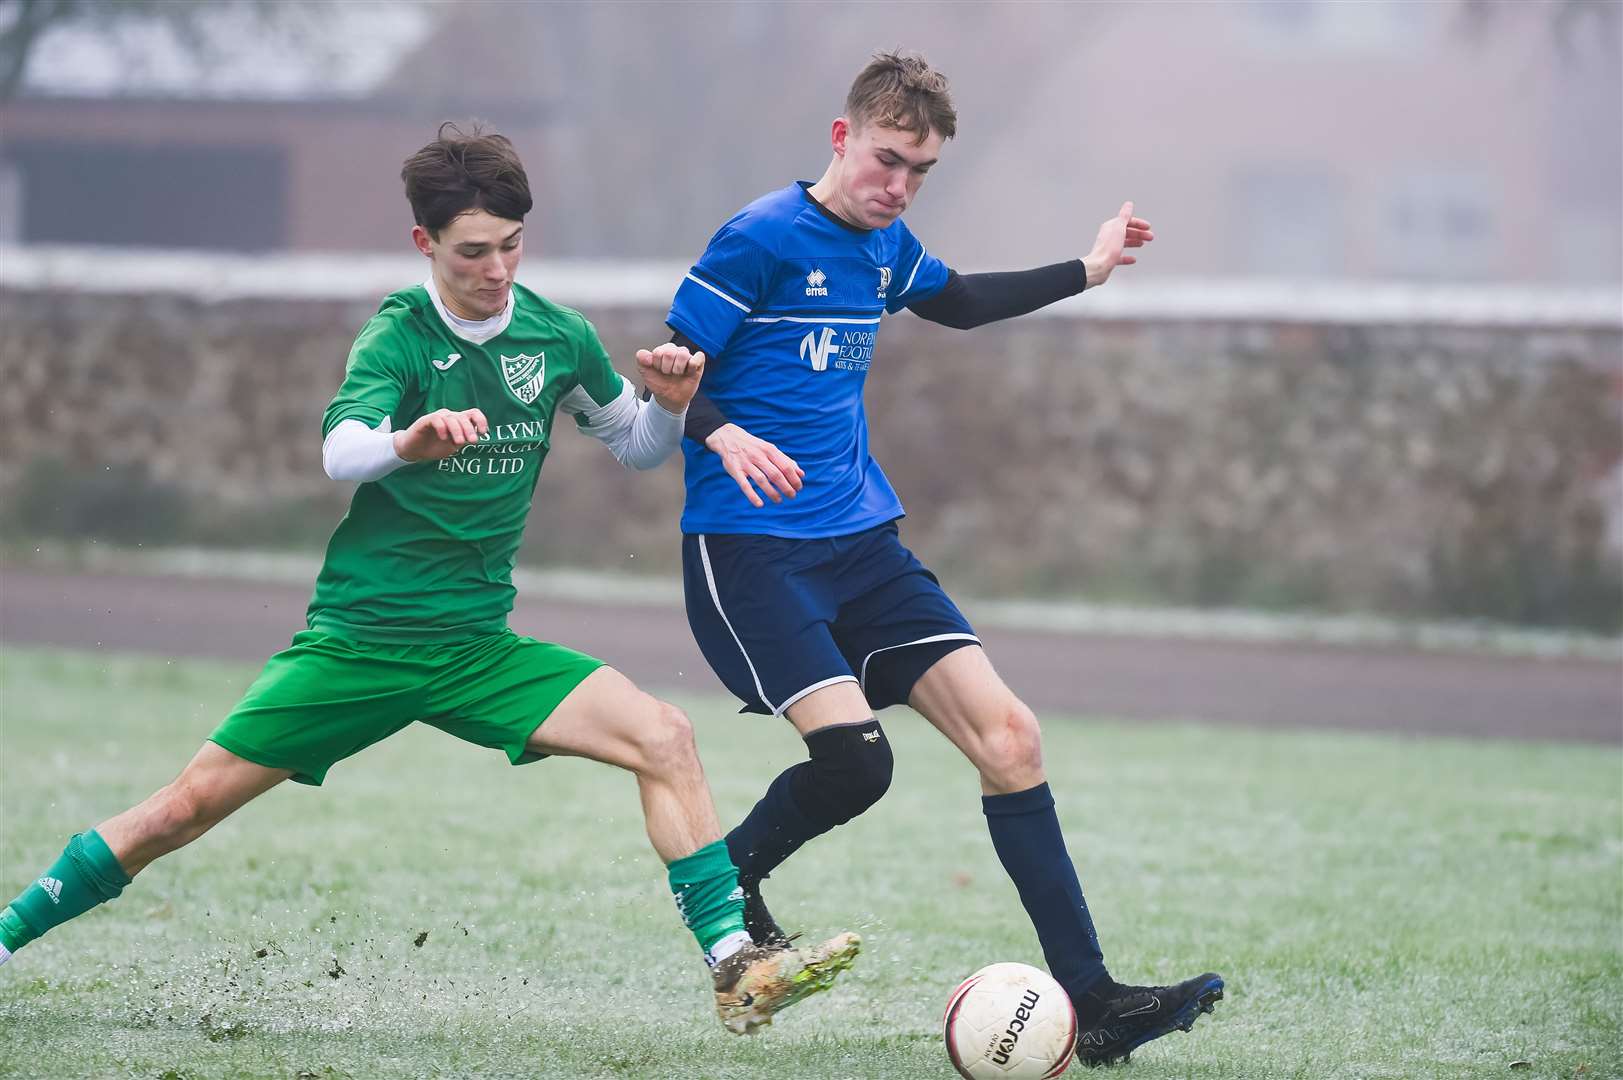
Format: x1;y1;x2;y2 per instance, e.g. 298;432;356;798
704;423;804;508
1082;201;1154;288
393;407;489;461
637;343;706;413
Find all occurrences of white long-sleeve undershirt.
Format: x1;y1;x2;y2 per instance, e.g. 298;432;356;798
321;377;686;483
570;376;686;470
323;416;406;482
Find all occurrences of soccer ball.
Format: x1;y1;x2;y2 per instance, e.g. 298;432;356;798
943;962;1077;1079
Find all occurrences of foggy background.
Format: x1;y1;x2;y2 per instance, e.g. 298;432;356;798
3;0;1620;280
0;0;1620;635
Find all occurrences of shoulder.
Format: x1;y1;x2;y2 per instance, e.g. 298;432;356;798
352;286;430;357
510;284;593;335
882;215;924;249
510;281;573;322
511;284;604;356
710;183;810;256
368;285;430;328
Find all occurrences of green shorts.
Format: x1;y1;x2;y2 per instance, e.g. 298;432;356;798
209;629;604;786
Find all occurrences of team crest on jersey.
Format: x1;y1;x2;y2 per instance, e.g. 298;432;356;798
500;352;546;404
805;268;829;297
877;267;892;298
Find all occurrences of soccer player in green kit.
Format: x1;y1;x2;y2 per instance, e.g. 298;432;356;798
0;124;858;1035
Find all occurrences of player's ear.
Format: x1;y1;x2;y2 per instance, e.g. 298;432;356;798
831;117;850;159
411;224;434;258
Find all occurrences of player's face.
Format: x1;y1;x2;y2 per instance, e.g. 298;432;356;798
413;209;524;320
835;119;943;229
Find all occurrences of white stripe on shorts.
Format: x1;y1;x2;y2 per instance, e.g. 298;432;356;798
777;674;861;717
697;534;776;713
859;633;981;693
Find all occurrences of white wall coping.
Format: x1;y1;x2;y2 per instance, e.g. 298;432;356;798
2;245;1619;329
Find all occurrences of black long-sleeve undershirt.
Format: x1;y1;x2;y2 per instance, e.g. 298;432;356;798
907;261;1087;329
676;261;1088;442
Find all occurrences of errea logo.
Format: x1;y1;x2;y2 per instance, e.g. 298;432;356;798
805;268;829;297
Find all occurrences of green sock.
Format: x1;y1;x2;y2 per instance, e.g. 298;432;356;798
0;830;131;953
668;839;749;963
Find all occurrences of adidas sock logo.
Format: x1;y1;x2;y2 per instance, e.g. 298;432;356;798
38;877;63;904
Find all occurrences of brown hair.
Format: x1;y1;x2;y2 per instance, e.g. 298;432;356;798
844;50;956;143
400;122;533;237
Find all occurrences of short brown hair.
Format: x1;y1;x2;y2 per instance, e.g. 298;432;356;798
400;122;534;237
844;50;956;143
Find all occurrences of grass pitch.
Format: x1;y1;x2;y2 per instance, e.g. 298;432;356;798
1;647;1618;1079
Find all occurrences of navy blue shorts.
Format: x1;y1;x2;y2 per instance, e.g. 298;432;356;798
682;520;980;716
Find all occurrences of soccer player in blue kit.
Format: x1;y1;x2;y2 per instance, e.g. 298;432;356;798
663;52;1224;1066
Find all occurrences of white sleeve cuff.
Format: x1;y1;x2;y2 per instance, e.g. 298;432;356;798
323;417;407;483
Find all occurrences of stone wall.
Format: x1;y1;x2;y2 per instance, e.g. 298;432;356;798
2;288;1618;629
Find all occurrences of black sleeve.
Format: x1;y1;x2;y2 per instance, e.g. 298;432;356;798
669;328;729;442
906;260;1087;330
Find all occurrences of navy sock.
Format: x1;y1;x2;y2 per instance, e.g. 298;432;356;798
725;719;891;884
983;782;1113;1018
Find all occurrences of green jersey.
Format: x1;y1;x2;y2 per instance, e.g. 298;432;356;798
308;281;626;642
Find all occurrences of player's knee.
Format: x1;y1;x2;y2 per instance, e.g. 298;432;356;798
149;783;215;846
982;701;1043;782
633;699;699;774
796;719;894;827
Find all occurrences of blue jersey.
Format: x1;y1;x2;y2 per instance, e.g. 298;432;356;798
667;182;950;538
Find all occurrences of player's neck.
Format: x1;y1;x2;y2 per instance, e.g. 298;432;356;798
805;171;865;232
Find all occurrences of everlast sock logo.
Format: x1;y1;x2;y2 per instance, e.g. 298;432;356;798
989;988;1042;1065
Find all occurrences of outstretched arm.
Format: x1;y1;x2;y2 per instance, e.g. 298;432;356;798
909;202;1154;330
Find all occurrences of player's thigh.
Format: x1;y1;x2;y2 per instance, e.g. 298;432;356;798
908;644;1040;769
522;665;683;771
170;741;294;817
782;679;876;736
420;632;609;769
682;532;856;717
209;630;428;787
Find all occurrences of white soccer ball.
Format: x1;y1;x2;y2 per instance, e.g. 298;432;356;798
943;962;1077;1079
